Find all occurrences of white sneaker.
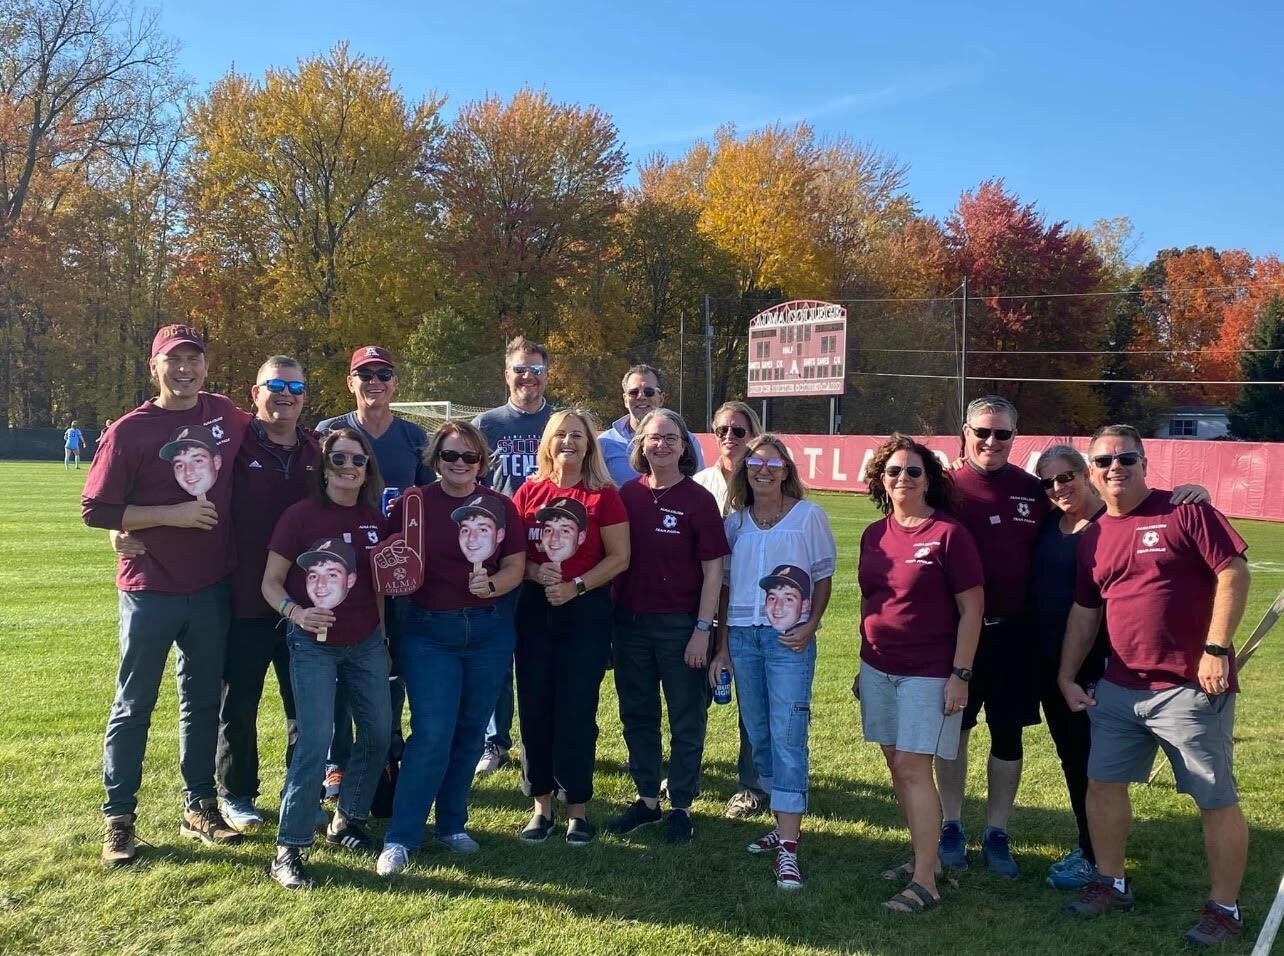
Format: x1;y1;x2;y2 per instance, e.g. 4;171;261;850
219;796;264;831
376;842;410;876
475;742;511;777
436;831;481;853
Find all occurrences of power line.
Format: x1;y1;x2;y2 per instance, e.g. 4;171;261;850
708;282;1281;306
860;347;1284;355
853;371;1284;386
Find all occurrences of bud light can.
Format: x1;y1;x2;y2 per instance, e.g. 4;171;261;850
381;486;400;518
713;668;733;705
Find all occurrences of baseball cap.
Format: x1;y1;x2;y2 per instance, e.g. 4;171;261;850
151;324;206;357
159;424;219;461
297;538;358;574
758;564;812;599
535;496;588;531
350;346;395;373
451;494;507;529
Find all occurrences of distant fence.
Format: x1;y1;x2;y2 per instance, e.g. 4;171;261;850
693;434;1284;523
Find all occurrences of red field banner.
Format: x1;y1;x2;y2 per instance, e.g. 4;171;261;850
692;435;1284;523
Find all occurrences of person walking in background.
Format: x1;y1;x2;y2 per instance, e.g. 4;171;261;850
82;324;248;867
693;400;769;819
710;434;836;891
609;409;728;844
598;364;703;488
512;409;629;846
376;421;525;876
856;434;983;913
64;420;86;469
471;335;554;778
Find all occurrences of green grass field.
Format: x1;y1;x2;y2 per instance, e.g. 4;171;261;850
1;461;1281;955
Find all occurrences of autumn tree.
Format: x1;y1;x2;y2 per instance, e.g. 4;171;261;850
1227;294;1284;441
181;45;444;411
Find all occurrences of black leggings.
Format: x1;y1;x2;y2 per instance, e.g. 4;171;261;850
1039;664;1094;863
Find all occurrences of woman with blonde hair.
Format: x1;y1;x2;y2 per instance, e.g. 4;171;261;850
511;408;630;845
710;434;836;890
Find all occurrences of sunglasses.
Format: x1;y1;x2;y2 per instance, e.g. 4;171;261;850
885;465;924;479
510;363;547;376
746;456;787;471
968;425;1014;441
715;424;748;439
258;378;307;396
1040;471;1078;491
439;449;482;464
1090;452;1142;469
328;452;369;467
626;386;660;399
355;368;395;382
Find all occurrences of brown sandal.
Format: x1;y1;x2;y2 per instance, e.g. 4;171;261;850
884;881;940;913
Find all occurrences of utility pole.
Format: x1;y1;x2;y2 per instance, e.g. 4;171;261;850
678;311;685;420
959;277;968;426
704;294;713;429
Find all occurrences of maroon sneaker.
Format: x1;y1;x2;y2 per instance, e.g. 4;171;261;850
1064;876;1134;916
1184;901;1244;947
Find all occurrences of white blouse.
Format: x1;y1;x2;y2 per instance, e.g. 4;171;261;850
723;499;837;628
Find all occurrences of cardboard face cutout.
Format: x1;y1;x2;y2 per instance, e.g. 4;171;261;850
534;497;588;563
759;564;813;632
159;424;222;498
297;538;358;611
450;494;507;567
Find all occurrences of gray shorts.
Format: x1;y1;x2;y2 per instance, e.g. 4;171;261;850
1087;679;1238;809
859;663;963;759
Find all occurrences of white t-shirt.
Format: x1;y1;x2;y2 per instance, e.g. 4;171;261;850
692;465;729;515
723;500;837;628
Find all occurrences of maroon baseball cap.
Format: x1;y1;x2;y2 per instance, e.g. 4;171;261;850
151;324;206;357
350;346;395;373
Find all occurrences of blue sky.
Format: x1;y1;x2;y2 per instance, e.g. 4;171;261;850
158;0;1283;263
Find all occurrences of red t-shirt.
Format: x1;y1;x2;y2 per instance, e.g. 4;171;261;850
81;393;248;594
951;462;1047;618
616;476;731;614
267;497;386;647
511;478;629;582
390;483;525;611
859;512;985;678
1074;490;1247;691
230;424;321;618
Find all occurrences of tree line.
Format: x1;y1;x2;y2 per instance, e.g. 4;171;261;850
2;0;1281;438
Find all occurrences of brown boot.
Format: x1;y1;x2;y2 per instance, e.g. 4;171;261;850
180;798;244;845
102;814;137;867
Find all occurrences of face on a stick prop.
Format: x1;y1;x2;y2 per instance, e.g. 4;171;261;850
159;424;222;497
535;497;588;564
297;538;358;610
759;564;813;633
451;494;507;566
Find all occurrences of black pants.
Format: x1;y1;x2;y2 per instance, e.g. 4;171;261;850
614;609;709;809
515;582;612;805
1039;644;1106;864
217;616;297;800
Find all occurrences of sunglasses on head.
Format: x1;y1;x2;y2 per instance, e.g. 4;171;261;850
885;464;923;479
355;368;395;382
626;386;659;399
968;425;1014;441
1040;471;1078;491
510;363;547;376
439;449;482;464
1090;452;1142;469
328;452;369;467
746;456;786;471
259;378;307;395
715;424;748;439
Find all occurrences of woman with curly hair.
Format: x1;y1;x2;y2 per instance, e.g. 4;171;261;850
856;433;983;913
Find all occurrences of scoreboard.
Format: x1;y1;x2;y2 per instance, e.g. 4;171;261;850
746;300;848;398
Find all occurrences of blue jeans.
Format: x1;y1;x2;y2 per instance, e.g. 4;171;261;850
727;625;816;814
385;597;516;849
277;627;391;847
485;663;516;751
103;580;230;816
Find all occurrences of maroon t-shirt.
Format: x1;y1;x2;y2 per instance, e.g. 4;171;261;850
951;462;1047;618
859;512;985;678
390;483;524;611
616;476;731;614
82;393;248;594
267;497;386;647
1075;489;1247;691
229;423;322;618
512;478;629;581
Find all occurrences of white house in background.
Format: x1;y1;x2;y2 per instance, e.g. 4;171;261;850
1153;406;1230;440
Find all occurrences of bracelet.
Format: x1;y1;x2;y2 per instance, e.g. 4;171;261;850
277;596;293;617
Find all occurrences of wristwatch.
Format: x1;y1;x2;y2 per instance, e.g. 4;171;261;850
951;666;973;681
574;576;587;596
1203;643;1230;657
695;619;712;632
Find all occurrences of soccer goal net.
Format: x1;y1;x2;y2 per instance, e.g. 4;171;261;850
390;401;491;433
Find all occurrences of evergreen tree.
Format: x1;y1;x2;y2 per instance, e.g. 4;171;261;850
1227;294;1284;440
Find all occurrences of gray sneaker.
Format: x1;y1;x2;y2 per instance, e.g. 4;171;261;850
436;831;481;853
725;788;765;819
219;796;265;831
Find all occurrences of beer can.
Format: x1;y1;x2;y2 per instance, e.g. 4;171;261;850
713;668;733;705
381;486;400;518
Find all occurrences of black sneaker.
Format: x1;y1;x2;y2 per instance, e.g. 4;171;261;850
566;817;595;846
663;809;693;844
606;799;663;835
520;813;555;843
325;818;374;852
267;847;314;890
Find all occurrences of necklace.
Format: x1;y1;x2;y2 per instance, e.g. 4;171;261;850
649;475;680;504
753;497;786;529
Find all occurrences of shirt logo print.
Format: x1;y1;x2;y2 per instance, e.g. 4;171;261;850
1142;530;1160;547
914;546;931;558
1016;501;1030;518
662;514;677;530
210;423;225;441
367;530;379;543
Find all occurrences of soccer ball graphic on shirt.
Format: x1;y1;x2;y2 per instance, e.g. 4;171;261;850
1017;501;1031;518
914;546;932;559
662;513;678;530
1142;530;1160;547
